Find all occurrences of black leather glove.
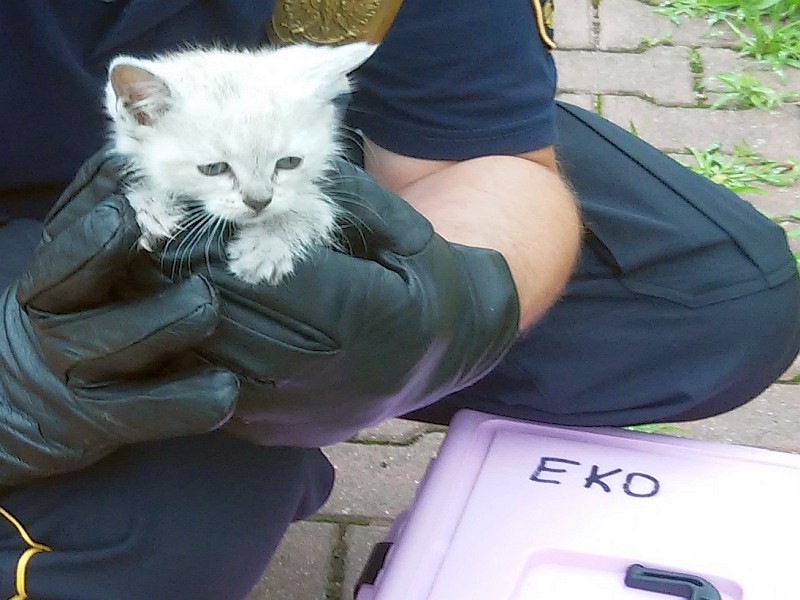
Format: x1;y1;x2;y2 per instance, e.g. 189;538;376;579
0;151;238;485
161;160;520;447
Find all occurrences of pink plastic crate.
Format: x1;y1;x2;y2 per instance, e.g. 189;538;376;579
356;409;800;600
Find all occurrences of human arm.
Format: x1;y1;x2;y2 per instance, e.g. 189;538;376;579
363;142;580;330
349;0;580;330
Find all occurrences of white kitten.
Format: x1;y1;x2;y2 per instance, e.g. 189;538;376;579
104;43;375;285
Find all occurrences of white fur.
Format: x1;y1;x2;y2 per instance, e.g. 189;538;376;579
105;43;376;284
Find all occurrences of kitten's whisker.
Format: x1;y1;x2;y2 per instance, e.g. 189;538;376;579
215;221;229;262
330;194;385;229
161;214;201;264
190;216;221;270
183;217;216;270
161;212;210;272
337;128;368;155
203;216;226;278
170;206;206;233
336;206;374;236
340;105;383;119
171;213;215;279
337;214;370;255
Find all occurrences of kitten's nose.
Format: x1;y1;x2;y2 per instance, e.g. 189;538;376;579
243;196;272;214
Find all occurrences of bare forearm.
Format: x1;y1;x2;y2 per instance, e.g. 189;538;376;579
364;144;581;330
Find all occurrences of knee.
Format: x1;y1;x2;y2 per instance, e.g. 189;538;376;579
747;274;800;373
30;443;334;600
677;274;800;421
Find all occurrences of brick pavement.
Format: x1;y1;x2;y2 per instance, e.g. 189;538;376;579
247;2;800;598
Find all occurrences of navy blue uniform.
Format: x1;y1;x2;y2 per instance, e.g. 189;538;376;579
1;0;797;597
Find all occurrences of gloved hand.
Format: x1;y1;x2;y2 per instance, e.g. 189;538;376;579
0;151;238;485
160;160;520;447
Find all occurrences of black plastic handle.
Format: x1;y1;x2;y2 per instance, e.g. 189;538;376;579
354;541;392;598
625;564;722;600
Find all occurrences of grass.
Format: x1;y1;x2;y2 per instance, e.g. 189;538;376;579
656;0;800;73
626;424;688;434
688;48;704;74
652;0;800;280
641;33;674;47
680;143;800;193
710;70;800;109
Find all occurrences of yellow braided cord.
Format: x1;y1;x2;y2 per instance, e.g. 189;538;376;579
0;505;52;600
530;0;557;49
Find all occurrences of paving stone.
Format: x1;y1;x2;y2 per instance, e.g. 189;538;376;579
599;0;672;50
350;418;431;444
602;95;800;159
670;152;800;217
555;92;595;111
553;0;594;49
246;521;338;600
554;47;695;105
341;525;391;600
675;384;800;453
780;355;800;382
779;221;800;256
740;184;800;220
320;433;445;520
598;0;739;50
698;47;800;100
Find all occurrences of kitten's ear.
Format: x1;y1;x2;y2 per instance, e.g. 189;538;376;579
109;60;171;126
307;42;377;98
322;42;377;75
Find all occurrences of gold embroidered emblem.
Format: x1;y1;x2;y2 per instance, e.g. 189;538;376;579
531;0;557;50
268;0;404;46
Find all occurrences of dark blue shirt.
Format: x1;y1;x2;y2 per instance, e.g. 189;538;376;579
0;0;557;225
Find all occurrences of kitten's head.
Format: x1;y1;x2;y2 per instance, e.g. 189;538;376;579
105;43;375;224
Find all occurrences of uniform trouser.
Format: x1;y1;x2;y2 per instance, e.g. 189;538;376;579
1;104;798;598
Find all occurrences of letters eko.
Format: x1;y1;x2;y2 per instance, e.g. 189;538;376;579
530;456;661;498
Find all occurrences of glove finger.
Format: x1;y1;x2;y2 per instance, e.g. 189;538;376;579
38;275;220;382
75;366;239;442
201;250;415;380
325;159;433;257
43;148;128;241
18;196;140;314
161;226;408;329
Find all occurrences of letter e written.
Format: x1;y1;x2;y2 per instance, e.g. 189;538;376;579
530;457;581;484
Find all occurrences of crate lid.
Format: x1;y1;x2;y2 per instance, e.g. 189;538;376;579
373;410;800;599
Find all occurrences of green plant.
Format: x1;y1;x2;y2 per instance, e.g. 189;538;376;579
626;424;688;434
680;143;800;193
641;33;674;47
710;70;800;109
688;47;704;74
657;0;800;73
726;11;800;73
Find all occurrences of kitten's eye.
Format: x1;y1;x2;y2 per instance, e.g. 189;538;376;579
197;162;230;176
275;156;303;170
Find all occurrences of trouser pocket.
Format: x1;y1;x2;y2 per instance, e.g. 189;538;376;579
555;101;796;308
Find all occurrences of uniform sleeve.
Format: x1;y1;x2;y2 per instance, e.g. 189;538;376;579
0;219;41;291
349;0;557;160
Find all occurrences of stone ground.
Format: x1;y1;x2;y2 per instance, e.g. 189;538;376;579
247;2;800;598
